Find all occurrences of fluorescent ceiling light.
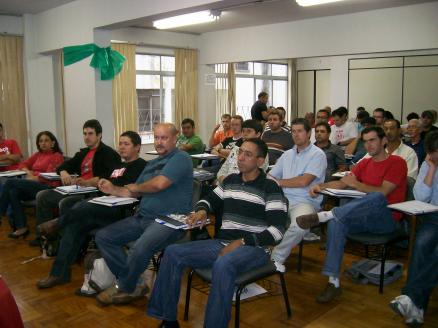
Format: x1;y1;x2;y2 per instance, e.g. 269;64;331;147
153;10;220;29
296;0;345;6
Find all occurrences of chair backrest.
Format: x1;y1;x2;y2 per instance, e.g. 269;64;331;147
192;179;202;208
406;177;416;201
201;143;206;154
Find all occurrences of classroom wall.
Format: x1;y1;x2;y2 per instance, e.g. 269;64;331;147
0;15;23;35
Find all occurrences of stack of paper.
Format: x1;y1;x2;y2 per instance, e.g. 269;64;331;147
155;214;210;230
332;171;350;178
89;196;138;207
55;185;98;195
388;200;438;215
193;169;215;181
39;173;79;181
191;153;219;160
0;170;27;178
321;188;367;198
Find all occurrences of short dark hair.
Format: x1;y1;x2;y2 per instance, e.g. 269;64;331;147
181;118;195;127
357;110;370;121
424;131;438;154
357;106;365;112
268;109;283;120
374;108;385;115
361;126;386;140
120;131;141;146
422;110;435;121
83;119;102;135
315;122;331;133
332;106;348;118
291;118;311;133
258;91;268;99
384;119;401;129
245;138;268;158
406;112;419;121
221;114;231;120
362;117;376;126
36;131;62;153
317;109;330;118
231;115;244;125
384;111;394;120
242;119;263;135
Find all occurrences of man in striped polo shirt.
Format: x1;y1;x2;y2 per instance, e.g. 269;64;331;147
147;138;288;328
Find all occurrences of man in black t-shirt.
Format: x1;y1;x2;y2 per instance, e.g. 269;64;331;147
251;91;269;123
36;131;147;290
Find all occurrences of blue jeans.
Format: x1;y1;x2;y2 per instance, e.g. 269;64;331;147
147;239;269;328
402;214;438;311
323;192;396;278
50;200;124;280
95;214;185;293
0;178;50;229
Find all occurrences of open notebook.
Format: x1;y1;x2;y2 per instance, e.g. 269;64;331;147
320;188;366;198
55;185;98;195
155;214;210;230
88;196;138;207
388;200;438;215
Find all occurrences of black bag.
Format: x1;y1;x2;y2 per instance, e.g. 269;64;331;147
344;259;403;286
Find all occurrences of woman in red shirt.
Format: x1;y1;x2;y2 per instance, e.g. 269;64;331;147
0;131;64;238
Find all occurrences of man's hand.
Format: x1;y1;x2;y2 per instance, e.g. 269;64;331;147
186;210;208;229
60;170;73;186
219;239;244;257
341;173;358;189
98;178;115;194
213;123;221;132
309;184;322;198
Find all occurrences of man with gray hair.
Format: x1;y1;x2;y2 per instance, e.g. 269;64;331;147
405;118;425;165
94;123;194;306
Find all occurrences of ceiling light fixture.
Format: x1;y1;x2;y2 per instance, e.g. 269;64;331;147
153;10;221;30
296;0;345;7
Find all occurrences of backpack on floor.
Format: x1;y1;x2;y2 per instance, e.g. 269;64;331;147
344;259;403;286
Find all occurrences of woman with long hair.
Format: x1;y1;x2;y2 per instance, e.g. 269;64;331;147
0;131;64;238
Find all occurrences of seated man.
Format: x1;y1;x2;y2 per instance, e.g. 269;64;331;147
330;106;358;149
345;116;376;164
420;110;438;140
269;118;326;272
310;108;330;143
212;115;243;160
314;122;347;182
217;119;269;183
262;109;294;165
147;138;288;328
264;107;290;133
36;131;146;289
94;123;193;306
208;114;233;148
176;118;203;166
373;108;385;127
0;122;22;171
390;131;438;327
31;119;120;246
297;126;407;303
405;118;425;165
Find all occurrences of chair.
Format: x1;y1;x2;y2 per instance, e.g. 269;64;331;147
183;261;292;328
346;177;415;293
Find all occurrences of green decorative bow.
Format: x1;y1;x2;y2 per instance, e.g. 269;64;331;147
63;43;126;80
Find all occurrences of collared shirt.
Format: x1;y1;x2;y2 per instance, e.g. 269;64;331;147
315;141;345;182
413;161;438;206
269;143;327;210
136;149;193;218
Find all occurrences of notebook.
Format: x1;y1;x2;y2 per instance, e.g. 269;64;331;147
155;214;210;230
88;196;138;207
55;185;98;195
387;200;438;215
320;188;367;198
0;170;27;178
39;172;78;181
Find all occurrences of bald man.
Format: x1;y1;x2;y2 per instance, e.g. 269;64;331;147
95;123;194;306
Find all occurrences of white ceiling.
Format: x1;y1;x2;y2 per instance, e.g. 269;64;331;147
124;0;437;34
0;0;76;15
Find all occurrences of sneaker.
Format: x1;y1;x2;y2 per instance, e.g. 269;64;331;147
296;213;320;230
273;260;286;273
316;283;342;303
96;285;119;306
96;284;149;306
303;231;320;242
389;295;424;327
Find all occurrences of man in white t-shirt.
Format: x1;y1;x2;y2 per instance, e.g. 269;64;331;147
329;107;358;149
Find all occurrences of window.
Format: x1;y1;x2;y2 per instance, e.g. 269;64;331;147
216;62;288;120
136;54;175;143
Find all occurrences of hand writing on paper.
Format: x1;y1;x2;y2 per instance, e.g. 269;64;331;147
186;210;208;229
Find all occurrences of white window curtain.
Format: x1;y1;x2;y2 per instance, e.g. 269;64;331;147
288;58;297;120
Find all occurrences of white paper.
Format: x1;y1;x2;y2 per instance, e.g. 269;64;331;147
89;196;138;207
0;170;27;177
368;262;399;275
55;185;97;195
388;200;438;215
322;188;366;198
232;283;267;301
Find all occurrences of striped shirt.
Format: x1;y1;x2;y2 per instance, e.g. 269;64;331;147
195;171;288;247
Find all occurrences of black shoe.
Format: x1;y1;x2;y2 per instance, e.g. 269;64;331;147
8;228;29;239
28;238;41;247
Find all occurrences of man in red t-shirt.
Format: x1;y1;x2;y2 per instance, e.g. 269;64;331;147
0;123;22;172
296;126;408;303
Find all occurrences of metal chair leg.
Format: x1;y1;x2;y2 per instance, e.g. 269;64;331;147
279;273;292;317
184;270;195;321
234;286;243;328
379;245;388;294
297;240;303;273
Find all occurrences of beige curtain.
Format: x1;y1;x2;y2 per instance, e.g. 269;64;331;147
174;48;198;128
0;35;28;157
288;58;297;121
227;63;236;115
112;43;138;146
55;50;68;154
